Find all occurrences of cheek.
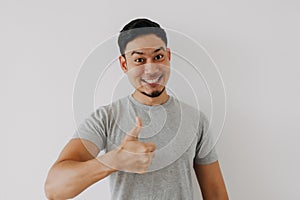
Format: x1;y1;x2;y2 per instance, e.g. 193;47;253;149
126;66;144;79
158;65;170;75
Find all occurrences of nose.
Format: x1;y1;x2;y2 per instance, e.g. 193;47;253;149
143;63;159;76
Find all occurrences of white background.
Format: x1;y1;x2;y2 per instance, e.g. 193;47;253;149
1;0;300;199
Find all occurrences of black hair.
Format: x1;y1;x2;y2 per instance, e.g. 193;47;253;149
118;18;168;57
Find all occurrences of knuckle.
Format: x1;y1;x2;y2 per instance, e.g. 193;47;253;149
140;157;148;164
138;155;149;164
140;144;148;152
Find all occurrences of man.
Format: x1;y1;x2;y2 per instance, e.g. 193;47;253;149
45;18;229;200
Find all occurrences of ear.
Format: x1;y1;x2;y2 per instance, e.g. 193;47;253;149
166;48;171;61
119;55;128;73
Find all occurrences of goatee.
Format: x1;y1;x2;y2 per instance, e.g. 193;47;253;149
141;87;165;98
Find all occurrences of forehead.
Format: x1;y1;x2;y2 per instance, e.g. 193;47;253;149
124;34;166;55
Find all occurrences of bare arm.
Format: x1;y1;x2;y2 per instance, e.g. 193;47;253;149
44;117;155;200
44;139;117;200
194;161;229;200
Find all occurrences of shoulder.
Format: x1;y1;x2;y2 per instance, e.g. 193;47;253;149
171;97;209;132
172;97;204;118
87;96;128;123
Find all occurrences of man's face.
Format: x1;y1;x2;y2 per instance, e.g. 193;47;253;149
119;34;171;98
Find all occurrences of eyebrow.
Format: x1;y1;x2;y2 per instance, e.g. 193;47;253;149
130;46;166;56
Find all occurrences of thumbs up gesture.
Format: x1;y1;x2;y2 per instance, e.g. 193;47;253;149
98;116;156;174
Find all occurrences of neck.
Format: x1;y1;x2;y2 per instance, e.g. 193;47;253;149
132;88;169;106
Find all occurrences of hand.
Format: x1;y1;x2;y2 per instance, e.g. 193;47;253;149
98;116;156;174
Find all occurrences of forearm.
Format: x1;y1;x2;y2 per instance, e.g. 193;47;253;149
201;187;229;200
194;161;229;200
45;153;117;200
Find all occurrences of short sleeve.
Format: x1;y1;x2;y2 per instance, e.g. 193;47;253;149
194;111;218;165
72;107;108;151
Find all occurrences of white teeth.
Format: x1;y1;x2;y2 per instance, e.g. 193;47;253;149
144;76;160;83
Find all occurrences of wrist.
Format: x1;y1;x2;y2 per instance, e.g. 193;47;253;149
97;150;119;174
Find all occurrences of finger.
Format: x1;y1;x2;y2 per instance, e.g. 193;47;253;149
143;142;156;152
149;151;155;160
124;116;143;140
136;116;142;127
151;151;155;159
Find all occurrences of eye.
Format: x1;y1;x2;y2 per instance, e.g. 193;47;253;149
134;58;145;63
154;54;164;60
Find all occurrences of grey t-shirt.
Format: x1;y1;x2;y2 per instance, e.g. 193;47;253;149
73;94;218;200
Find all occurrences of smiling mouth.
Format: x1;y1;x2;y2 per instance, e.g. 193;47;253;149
141;75;163;84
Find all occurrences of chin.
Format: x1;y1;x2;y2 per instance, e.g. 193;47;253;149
140;86;166;98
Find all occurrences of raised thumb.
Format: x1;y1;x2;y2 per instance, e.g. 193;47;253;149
124;116;143;140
